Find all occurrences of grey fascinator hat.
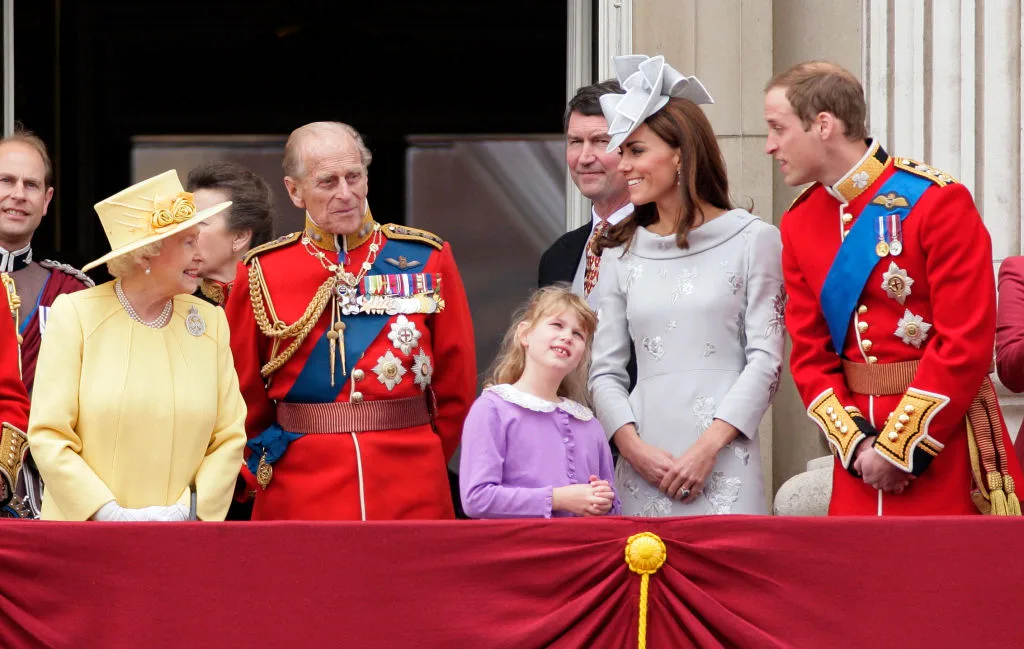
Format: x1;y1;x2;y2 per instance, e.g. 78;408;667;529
600;54;714;152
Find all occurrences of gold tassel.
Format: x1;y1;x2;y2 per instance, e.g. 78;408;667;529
988;472;1009;516
1004;475;1022;516
625;532;667;649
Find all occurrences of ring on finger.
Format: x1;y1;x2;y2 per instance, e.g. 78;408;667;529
678;487;691;500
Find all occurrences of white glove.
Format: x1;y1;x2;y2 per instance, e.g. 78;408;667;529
92;501;189;522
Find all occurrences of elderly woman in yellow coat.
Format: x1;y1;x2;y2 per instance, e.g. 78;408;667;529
27;170;247;521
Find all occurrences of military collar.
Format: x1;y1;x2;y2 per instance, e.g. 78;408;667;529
303;209;377;253
199;278;229;306
827;139;890;204
0;242;32;272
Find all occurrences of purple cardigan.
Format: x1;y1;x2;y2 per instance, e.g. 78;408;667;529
459;385;620;519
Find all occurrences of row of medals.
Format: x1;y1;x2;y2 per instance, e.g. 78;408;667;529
874;213;903;258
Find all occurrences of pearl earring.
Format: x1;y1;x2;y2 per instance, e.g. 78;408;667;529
145;267;151;275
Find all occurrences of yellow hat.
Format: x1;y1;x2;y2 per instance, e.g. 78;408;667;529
82;169;232;272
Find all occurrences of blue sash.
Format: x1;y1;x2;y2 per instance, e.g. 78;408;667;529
246;237;437;473
820;170;932;353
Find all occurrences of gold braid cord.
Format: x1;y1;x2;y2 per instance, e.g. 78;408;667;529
248;258;336;378
625;532;667;649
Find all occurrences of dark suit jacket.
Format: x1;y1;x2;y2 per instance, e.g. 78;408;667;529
538;222;591;287
537;222;638;394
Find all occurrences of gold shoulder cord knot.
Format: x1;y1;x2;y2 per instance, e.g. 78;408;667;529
625;532;667;649
248;257;336;378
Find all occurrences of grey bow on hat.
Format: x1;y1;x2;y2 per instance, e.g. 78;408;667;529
600;54;714;152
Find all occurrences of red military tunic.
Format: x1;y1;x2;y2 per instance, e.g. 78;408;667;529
781;141;1022;515
226;210;476;520
0;286;32;508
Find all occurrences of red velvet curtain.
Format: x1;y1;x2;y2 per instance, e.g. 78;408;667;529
0;516;1021;649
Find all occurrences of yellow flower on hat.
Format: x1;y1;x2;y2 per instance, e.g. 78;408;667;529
151;192;196;231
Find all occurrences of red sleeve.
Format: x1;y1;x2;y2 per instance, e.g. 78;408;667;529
996;256;1024;392
428;243;477;462
0;289;29;430
781;213;857;408
905;183;994;443
224;260;272;495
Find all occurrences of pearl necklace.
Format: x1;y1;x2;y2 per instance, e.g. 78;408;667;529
115;278;173;329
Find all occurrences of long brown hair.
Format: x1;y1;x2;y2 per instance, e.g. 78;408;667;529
487;284;598;405
597;97;733;254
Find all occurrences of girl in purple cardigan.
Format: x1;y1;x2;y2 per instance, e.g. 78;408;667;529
459;285;620;518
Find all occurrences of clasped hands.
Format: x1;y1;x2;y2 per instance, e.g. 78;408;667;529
853;436;914;494
619;419;739;504
552;475;615;516
92;500;190;522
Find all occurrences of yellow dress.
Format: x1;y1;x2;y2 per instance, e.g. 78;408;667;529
27;282;247;521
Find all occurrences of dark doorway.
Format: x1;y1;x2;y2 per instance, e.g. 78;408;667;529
15;0;567;273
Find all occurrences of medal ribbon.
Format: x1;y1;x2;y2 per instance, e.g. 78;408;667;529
819;170;933;353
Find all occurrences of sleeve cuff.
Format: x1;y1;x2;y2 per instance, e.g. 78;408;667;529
0;423;27;507
806;389;867;470
872;388;949;475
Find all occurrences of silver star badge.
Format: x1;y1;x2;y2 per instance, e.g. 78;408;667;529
387;315;421;355
372;350;407;390
412;350;433;390
895;309;931;348
881;262;914;305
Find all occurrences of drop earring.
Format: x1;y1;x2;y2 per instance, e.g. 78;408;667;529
675;167;681;186
145;266;151;275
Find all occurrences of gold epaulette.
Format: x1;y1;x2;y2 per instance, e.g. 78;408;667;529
787;182;818;211
893;157;958;187
381;223;444;251
243;232;301;264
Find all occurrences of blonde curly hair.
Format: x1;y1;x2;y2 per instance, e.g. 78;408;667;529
486;284;598;405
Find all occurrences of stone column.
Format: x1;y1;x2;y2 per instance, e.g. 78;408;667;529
864;0;1024;437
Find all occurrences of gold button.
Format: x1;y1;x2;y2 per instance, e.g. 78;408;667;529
382;363;398;379
840;425;848;434
867;356;878;364
842;230;849;240
894;423;904;432
888;431;899;441
351;392;364;403
898;414;909;424
905;323;919;336
857;305;868;315
861;339;872;351
904;404;915;414
842;213;853;223
352;369;365;382
826;406;834;415
857;321;869;333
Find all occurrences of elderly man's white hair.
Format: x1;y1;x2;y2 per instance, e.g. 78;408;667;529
282;121;373;179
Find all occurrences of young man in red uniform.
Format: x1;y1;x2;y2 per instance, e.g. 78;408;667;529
765;61;1021;515
225;121;476;520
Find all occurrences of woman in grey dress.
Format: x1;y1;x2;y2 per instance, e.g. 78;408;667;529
589;55;784;515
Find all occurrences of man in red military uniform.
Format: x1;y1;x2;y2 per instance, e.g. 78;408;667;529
0;286;32;514
225;121;476;520
765;61;1022;515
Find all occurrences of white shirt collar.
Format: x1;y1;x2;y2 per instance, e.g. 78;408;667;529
591;203;634;230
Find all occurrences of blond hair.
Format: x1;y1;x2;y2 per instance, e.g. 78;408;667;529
487;284;598;405
764;61;867;141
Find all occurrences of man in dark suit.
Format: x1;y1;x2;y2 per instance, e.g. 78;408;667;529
538;80;632;294
538;80;636;396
